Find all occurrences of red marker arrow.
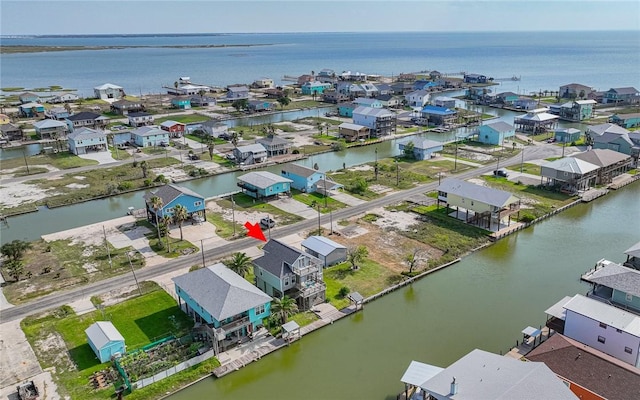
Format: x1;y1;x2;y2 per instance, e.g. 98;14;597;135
244;222;267;242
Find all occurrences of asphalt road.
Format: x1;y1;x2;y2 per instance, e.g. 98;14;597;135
0;144;561;322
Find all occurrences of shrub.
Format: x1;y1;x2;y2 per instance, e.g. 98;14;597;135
132;160;138;168
154;174;167;183
292;149;300;154
189;264;202;272
118;181;134;191
337;286;350;298
143;178;153;187
519;213;536;223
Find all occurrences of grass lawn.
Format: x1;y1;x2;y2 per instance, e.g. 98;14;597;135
291;191;347;213
21;286;195;400
109;146;132;161
155;114;209;124
0;152;98;172
289;311;319;327
148;235;198;258
505;163;541;175
205;212;245;239
217;194;305;225
324;260;403;310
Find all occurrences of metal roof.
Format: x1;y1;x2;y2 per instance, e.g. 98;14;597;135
581;260;640;298
437;178;519;208
235;143;268;154
160;120;184;128
400;139;443;150
282;321;300;333
172;263;271;322
281;163;319;178
541;157;599;174
68;127;105;141
352;106;393;118
132;126;165;137
143;184;204;205
571;149;631;168
483;121;514;133
625;240;640;258
338;122;368;131
237;171;292;189
515;111;559;122
33;119;67;129
400;361;444;387
587;123;630;136
301;236;346;256
94;83;123;90
544;295;573;320
85;321;124;350
564;294;640;336
421;105;456;116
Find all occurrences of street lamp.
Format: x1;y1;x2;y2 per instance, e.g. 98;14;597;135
126;251;142;296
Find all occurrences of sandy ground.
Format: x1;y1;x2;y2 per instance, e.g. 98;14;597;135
0;320;43;388
0;165;61;181
0;182;59;208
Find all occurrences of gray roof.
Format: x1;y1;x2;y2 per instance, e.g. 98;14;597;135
85;321;124;349
483;121;514;133
281;163;319;178
515;111;559;122
541;157;600;174
608;87;639;95
563;294;640;336
587;123;630;136
593;131;634;147
172;263;271;321
0;123;20;133
67;112;101;121
401;139;443;150
419;349;577;399
143;183;204;205
68;127;105;141
571;149;631;167
201;119;227;128
581;260;640;298
132;126;165;137
128;112;152;118
160;120;184;128
33;119;67;129
237;171;292;189
613;112;640;120
256;134;291;147
437;178;519;208
235;143;268;154
281;321;300;333
353;106;393;118
301;236;346;256
338;122;368;131
401;360;444;387
625;240;640;258
253;239;303;278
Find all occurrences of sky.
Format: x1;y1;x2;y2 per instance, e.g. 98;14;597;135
1;0;639;35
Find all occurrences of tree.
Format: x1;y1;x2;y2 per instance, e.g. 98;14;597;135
162;215;172;252
230;130;240;147
225;252;253;278
347;245;368;270
173;204;188;241
4;259;24;281
350;177;368;195
231;99;248;112
403;141;415;159
578;90;586;99
208;142;215;160
277;96;291;109
140;160;148;179
404;249;425;274
271;295;299;325
150;196;164;241
64;103;72;114
1;239;31;261
174;81;179;89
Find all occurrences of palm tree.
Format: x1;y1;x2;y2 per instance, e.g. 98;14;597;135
271;295;299;325
225;252;253;278
173;204;188;241
150;196;164;241
162;215;172;252
140;160;148;178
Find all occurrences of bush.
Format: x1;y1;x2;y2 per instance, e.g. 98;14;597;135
337;286;350;298
143;178;153;187
118;181;134;191
519;213;536;223
154;174;167;183
132;160;139;168
292;149;300;154
332;141;346;151
189;264;202;272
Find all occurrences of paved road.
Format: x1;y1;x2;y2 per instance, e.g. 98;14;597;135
0;144;561;322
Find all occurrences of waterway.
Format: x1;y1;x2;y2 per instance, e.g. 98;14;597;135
169;182;640;400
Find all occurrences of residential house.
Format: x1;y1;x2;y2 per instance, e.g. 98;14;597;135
560;83;594;99
172;263;271;351
110;99;145;115
237;171;292;199
571;149;632;184
316;69;337;84
554;128;582;144
253;239;326;310
232;143;268;165
397;73;417;82
353;97;383;108
256;134;291;157
338;122;369;142
405;90;431;108
200;120;228;138
48;93;79;104
19;92;40;104
190;95;215;107
18;102;45;117
264;88;285;99
44;107;70;120
540;157;599;192
247;100;274;112
544;294;640;368
171;97;192;110
167;84;210;96
375;94;400;108
159;120;186;138
463;73;488;84
603;87;640;104
610;112;640;129
432;96;457;109
33;119;68;139
559;100;597;121
412;79;437;91
352;106;395;137
322;91;350;104
587;123;637;156
351;83;379;98
581;259;640;314
130;126;169;148
625;240;640;270
513;97;539;110
390;82;414;95
437;178;521;230
514;108;559;133
399;139;443;160
296;74;314;86
143;184;206;222
301;236;347;267
465;87;491;101
301;81;332;95
494;91;519;105
338;103;356;118
477;121;515;145
526;333;640;400
375;83;393;96
85;321;125;363
252;77;274;88
400;349;577;400
127;112;154;127
280;163;324;193
226;85;250;101
67;127;107;155
93;83;124;100
66;111;109;131
0;123;23;141
420;105;457;127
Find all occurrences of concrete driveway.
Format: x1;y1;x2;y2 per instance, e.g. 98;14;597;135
270;197;319;219
0;320;42;388
78;150;116;164
328;190;366;206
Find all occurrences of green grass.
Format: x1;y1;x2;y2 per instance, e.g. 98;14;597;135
205;212;245;239
505;163;541;175
109;146;132;160
0;152;98;172
289;311;319;327
155;114;208;124
217;194;305;225
148;236;198;258
11;166;50;177
291;191;347;213
142;147;170;155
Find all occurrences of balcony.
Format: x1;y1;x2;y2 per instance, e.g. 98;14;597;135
220;315;250;333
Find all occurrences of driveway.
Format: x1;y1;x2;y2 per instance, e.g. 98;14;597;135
0;320;42;388
270;197;319;219
78;150;116;164
328;190;366;206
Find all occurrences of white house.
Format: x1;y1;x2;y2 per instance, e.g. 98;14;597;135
128;112;154;127
93;83;124;100
68;127;107;155
301;236;347;267
405;90;430;108
352;106;395;137
200;120;229;138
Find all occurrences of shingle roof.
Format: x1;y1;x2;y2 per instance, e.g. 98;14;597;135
128;112;152;118
132;126;165;137
608;87;639;95
483;121;514;133
172;263;271;321
33;119;67;129
236;143;267;154
625;240;640;258
588;123;630;136
256;135;291;147
252;239;303;278
353;106;393;118
613;112;640;120
571;149;631;168
581;260;640;297
437;178;519;208
85;321;124;350
541;157;600;174
143;184;204;205
281;163;319;178
68;127;105;141
564;294;640;336
301;236;346;256
237;171;292;189
67;112;101;121
526;334;640;400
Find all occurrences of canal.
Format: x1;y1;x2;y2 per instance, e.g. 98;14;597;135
168;182;639;400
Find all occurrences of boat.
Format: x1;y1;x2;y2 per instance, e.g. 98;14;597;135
17;381;39;400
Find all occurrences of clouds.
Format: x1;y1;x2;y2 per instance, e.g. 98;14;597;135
1;1;638;35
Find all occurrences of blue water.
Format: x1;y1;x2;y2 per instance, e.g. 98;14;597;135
2;31;639;97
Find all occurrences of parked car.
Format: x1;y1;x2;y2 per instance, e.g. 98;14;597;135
493;169;509;178
188;153;199;160
260;217;275;229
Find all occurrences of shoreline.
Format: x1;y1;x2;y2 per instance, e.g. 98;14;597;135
0;43;274;54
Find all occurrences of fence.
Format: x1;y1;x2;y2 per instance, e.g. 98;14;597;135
132;349;215;390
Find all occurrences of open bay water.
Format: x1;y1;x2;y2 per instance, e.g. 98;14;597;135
2;31;639;97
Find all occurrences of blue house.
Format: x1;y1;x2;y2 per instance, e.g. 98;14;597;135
85;321;125;363
301;81;332;95
477;121;515;145
421;105;457;126
19;102;45;117
226;85;250;100
281;163;324;193
413;80;438;91
353;97;383;108
554;128;582;143
399;139;444;160
19;92;40;104
610;113;640;129
173;263;271;350
248;100;274;112
143;184;206;223
130;126;169;147
237;171;292;199
338;103;356;118
171;96;192;109
581;259;640;314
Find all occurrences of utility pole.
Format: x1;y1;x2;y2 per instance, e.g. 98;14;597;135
317;204;321;236
201;239;205;267
23;149;30;175
126;252;142;296
231;194;236;237
374;148;378;180
395;159;399;186
103;225;112;269
454;137;458;171
323;173;328;208
520;146;525;173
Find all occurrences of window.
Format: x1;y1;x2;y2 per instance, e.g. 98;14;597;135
255;304;266;315
194;201;202;207
626;293;633;302
597;336;606;344
624;347;633;354
599;322;607;329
